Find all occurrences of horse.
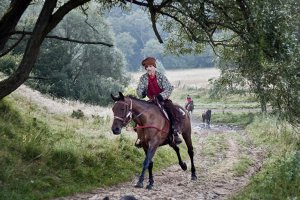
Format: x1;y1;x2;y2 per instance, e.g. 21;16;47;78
111;92;197;189
185;101;194;115
202;109;212;127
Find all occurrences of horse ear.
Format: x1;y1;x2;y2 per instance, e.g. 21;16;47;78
118;92;124;100
111;93;118;101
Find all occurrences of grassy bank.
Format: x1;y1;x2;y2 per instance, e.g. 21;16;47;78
0;96;182;200
231;117;300;199
175;87;300;199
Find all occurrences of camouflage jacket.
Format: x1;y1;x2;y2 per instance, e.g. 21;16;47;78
136;71;173;100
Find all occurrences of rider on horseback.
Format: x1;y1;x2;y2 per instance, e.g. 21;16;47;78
185;95;194;110
136;57;182;146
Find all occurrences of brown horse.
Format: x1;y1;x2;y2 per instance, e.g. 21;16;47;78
111;92;197;189
202;109;212;127
185;101;194;115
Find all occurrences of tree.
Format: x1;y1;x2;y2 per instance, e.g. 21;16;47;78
0;0;118;100
123;0;299;123
1;0;299;123
27;8;129;105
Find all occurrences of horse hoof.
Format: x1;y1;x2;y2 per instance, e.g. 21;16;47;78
146;184;153;190
180;162;187;171
134;182;143;188
191;175;197;180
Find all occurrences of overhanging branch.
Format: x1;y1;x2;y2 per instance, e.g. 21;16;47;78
9;31;113;47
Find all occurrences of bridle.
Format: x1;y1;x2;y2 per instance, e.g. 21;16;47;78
112;98;169;134
113;99;133;126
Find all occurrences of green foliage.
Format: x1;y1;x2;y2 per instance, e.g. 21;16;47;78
231;117;300;200
20;7;130;106
232;155;254;176
107;8;216;70
213;112;256;127
202;134;228;158
0;54;22;75
211;0;300;124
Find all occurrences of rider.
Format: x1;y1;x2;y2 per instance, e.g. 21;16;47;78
136;57;182;145
185;95;193;110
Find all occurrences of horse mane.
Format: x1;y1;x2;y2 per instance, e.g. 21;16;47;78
126;95;153;105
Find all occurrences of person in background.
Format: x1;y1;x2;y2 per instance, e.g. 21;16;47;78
185;95;194;113
136;57;182;145
185;95;193;108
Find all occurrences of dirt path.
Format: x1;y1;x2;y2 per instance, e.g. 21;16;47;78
54;121;264;200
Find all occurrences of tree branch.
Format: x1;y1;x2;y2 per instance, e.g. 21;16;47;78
10;31;113;47
0;34;25;57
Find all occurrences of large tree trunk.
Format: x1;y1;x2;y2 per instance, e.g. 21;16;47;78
0;0;58;99
0;0;32;52
0;0;91;100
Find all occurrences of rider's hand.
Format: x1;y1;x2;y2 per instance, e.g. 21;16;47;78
156;94;163;102
142;91;146;98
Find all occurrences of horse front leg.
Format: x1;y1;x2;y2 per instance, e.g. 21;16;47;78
135;147;156;189
170;143;187;171
146;161;154;190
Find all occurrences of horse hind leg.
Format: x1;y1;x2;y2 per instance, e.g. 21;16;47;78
170;143;187;171
182;133;197;180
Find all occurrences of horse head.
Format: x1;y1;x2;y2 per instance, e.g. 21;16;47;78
111;92;131;135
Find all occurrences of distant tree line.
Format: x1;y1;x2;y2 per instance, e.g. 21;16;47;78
107;8;216;71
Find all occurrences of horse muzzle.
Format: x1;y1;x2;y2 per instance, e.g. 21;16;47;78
111;127;121;135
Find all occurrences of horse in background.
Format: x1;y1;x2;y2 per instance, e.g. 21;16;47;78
202;109;212;127
111;92;197;190
185;101;194;115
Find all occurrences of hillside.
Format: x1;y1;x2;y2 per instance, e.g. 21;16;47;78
11;85;112;118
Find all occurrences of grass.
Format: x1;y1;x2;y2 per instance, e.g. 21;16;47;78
173;86;300;199
212;112;256;127
201;134;228;157
230;117;300;200
232;155;254;176
0;96;183;200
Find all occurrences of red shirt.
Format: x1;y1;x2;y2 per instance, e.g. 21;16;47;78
186;97;193;103
147;75;162;100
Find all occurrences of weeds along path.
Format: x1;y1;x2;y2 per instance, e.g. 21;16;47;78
55;120;265;200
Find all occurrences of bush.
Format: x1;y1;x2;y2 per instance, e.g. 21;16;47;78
71;109;84;119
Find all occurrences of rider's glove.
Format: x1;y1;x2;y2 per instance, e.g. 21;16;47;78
156;94;164;102
142;90;147;98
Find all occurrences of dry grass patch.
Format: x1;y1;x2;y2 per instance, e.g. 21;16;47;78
130;68;220;89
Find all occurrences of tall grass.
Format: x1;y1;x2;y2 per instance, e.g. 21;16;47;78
0;97;182;200
231;116;300;199
174;87;300;199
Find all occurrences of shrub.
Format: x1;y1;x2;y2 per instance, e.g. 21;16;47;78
71;109;84;119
